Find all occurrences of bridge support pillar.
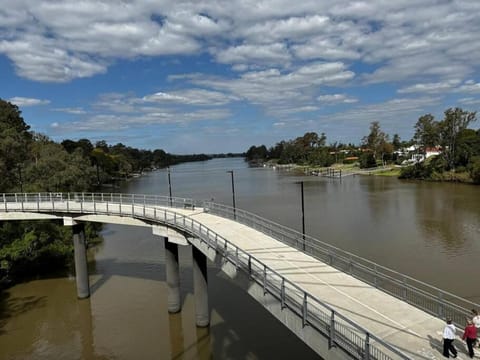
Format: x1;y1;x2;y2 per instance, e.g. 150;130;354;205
73;224;90;299
165;239;181;313
192;246;209;327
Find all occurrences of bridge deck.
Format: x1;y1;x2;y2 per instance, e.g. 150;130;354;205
173;208;467;360
1;200;472;359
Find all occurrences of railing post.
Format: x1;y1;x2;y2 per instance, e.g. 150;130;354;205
302;293;308;327
235;247;239;269
329;310;335;349
51;192;54;210
67;193;70;212
3;194;6;211
374;265;378;288
438;292;444;318
21;193;24;211
15;193;17;203
281;278;285;309
364;333;370;360
248;256;252;278
402;276;407;300
263;265;267;295
93;193;96;213
101;193;104;202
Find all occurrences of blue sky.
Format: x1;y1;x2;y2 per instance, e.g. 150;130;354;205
1;0;480;154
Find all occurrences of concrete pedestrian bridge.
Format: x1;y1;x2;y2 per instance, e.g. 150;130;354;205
1;193;477;360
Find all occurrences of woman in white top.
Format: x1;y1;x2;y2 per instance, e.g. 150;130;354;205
472;309;480;348
443;318;458;358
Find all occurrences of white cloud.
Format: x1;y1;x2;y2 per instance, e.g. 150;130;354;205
142;89;238;106
398;80;462;94
315;96;442;137
458;97;480;106
8;96;50;106
51;107;231;133
0;35;107;82
52;107;87;114
183;61;355;117
1;0;480;86
317;94;358;104
454;80;480;94
215;43;291;65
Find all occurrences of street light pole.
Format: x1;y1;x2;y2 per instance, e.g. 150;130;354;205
167;166;172;206
300;181;305;250
227;170;236;220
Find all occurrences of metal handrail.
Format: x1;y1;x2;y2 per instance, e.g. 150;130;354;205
0;192;411;360
203;202;479;328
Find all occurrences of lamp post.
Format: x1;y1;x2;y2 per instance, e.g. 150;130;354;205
300;181;305;251
227;170;236;220
167;166;172;206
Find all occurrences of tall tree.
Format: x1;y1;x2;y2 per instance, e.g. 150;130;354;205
0;99;32;191
392;134;401;151
439;108;476;170
413;114;439;155
362;121;388;160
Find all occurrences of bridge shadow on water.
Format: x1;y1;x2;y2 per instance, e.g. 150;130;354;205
86;255;320;360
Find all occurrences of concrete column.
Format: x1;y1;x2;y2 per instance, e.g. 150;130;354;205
73;224;90;299
192;246;209;327
165;239;181;313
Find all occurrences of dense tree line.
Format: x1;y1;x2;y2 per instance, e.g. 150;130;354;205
62;138;210;185
245;107;480;183
0;98;210;285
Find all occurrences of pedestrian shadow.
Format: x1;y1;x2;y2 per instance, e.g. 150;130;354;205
427;334;443;357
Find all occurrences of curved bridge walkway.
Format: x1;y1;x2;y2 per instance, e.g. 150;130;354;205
1;193;477;360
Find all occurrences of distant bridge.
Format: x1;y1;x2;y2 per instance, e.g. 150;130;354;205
1;193;477;360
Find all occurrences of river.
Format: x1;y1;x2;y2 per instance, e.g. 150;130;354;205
1;157;479;359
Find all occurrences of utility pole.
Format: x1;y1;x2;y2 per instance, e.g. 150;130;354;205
227;170;236;220
168;166;172;206
300;181;305;251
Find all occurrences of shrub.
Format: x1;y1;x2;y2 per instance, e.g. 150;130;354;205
468;156;480;184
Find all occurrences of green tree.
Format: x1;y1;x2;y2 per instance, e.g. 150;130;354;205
414;114;439;155
362;121;388;160
24;137;95;192
438;108;476;170
468;156;480;184
392;134;401;151
0;99;32;191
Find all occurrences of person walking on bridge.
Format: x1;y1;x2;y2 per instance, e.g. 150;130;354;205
463;319;477;358
472;309;480;347
443;318;458;358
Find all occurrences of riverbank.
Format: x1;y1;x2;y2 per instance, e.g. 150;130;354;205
262;160;477;183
